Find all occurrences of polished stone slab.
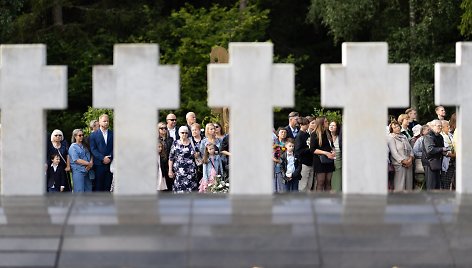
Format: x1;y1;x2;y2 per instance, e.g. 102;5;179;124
0;193;471;267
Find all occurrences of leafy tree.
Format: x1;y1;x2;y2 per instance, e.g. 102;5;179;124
307;0;462;123
150;3;270;126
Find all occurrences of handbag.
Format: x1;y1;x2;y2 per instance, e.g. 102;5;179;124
190;138;203;166
428;158;442;171
319;154;334;164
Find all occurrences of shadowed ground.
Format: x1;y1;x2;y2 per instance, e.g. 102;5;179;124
0;192;470;268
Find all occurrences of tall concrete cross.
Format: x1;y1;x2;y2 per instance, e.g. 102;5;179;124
93;44;179;195
0;45;67;195
208;43;295;194
321;42;409;194
435;42;472;193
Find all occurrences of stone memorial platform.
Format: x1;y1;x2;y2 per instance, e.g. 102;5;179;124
0;192;471;268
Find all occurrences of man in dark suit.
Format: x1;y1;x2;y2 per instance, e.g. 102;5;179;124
285;111;300;139
90;114;114;191
166;113;180;141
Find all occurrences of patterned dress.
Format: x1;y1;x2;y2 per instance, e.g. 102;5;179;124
169;140;198;192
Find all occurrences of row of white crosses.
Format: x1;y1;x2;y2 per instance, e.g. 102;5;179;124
0;42;470;196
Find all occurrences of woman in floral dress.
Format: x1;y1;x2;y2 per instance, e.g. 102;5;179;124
168;126;198;192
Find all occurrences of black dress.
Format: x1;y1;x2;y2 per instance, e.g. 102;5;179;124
309;131;335;173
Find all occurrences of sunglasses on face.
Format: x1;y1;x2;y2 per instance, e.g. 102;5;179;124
77;134;83;137
167;119;176;121
180;132;188;134
54;134;62;137
159;127;167;130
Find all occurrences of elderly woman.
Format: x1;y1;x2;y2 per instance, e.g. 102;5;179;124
47;129;71;191
423;120;450;190
398;114;413;140
387;121;414;191
168;126;198;192
68;129;94;192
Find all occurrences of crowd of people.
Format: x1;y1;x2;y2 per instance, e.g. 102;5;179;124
45;106;457;194
270;106;457;193
46;113;230;193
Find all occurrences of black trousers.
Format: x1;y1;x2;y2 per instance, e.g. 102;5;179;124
425;166;440;190
94;164;113;192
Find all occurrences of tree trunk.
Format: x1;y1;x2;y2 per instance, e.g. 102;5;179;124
53;0;63;26
240;0;248;11
409;0;417;108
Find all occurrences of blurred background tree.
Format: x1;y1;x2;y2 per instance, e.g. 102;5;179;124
0;0;467;139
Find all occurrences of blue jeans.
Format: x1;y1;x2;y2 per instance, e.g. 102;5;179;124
72;170;93;192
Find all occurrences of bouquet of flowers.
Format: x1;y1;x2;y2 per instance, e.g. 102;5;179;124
208;175;230;193
273;143;286;159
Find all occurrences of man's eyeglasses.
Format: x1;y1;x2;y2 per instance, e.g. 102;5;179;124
180;132;188;134
167;119;176;121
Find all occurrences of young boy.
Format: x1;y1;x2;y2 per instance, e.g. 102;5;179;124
46;154;66;192
281;139;302;192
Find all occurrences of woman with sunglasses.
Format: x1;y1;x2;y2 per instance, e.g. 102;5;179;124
47;129;72;192
213;122;226;140
69;129;94;192
168;126;198;192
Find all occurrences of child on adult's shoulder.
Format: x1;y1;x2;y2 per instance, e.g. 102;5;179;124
199;143;223;193
281;139;302;192
46;154;66;192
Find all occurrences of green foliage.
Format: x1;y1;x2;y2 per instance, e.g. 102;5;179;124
154;3;270;123
461;0;472;38
307;0;462;122
82;107;114;135
312;108;342;124
201;111;221;129
307;0;378;43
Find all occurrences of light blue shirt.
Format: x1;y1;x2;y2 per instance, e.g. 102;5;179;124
69;143;91;173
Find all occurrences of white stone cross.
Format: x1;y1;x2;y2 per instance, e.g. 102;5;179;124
208;43;295;194
321;42;409;195
435;42;472;193
0;44;67;195
93;44;179;195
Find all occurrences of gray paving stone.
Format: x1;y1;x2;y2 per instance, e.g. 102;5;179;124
61;236;187;251
189;235;317;251
189;250;320;267
0;252;56;267
58;251;187;268
0;238;59;251
321;250;454;268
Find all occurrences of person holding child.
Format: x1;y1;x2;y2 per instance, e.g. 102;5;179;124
46;154;67;192
198;143;224;193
